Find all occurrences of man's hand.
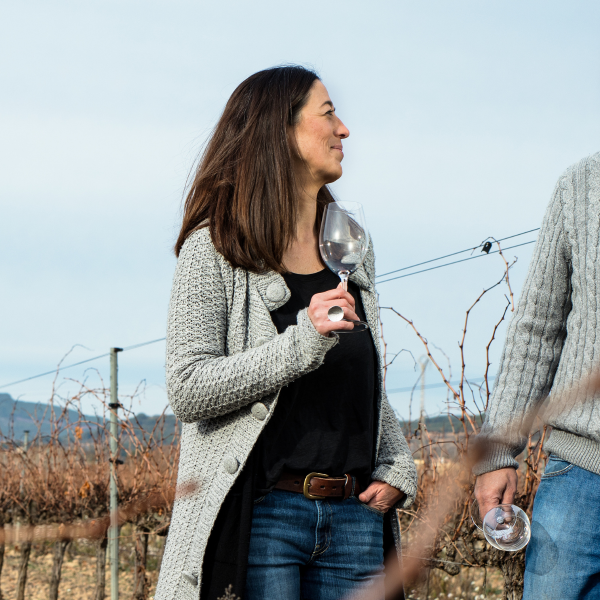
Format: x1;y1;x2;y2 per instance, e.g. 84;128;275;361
358;481;405;514
474;468;518;521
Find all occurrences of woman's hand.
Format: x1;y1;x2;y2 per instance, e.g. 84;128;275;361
358;481;405;514
307;284;359;336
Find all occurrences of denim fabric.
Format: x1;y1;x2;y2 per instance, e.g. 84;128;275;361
524;456;600;599
245;489;385;600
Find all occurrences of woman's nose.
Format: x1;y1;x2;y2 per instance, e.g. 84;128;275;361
336;118;350;139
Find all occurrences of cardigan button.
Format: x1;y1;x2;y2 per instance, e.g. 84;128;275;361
224;456;239;474
266;282;285;302
251;402;268;421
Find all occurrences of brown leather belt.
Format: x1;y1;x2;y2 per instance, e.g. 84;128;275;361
275;471;361;500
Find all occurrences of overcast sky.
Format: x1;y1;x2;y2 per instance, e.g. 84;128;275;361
2;0;600;420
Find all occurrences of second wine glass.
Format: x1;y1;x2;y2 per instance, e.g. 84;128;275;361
470;498;531;552
319;201;370;333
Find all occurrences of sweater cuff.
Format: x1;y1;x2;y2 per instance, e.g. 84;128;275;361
372;464;417;508
295;308;338;368
471;442;519;476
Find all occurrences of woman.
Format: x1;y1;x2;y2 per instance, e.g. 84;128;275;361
156;65;417;600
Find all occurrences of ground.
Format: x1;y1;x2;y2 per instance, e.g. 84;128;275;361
407;566;505;600
0;538;504;600
1;533;161;600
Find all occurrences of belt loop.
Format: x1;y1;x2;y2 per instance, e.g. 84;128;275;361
343;474;353;500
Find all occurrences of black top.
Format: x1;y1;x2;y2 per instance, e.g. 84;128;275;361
201;268;385;600
255;267;377;495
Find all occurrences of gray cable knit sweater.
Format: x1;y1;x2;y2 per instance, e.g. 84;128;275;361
155;227;418;600
475;151;600;476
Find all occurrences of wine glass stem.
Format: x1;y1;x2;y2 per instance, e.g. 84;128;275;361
339;271;350;292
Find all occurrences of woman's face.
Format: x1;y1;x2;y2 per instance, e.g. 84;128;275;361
293;80;350;188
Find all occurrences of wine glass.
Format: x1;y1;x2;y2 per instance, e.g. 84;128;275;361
319;201;370;333
470;498;531;552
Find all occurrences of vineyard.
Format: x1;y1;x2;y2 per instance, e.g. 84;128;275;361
0;380;179;600
0;242;548;600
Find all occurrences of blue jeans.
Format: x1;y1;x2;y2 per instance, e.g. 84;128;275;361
244;489;385;600
524;456;600;599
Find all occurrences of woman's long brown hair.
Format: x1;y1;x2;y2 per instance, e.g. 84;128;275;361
174;65;335;272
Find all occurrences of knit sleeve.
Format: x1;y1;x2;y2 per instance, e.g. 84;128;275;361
165;231;337;423
473;174;572;475
372;393;418;507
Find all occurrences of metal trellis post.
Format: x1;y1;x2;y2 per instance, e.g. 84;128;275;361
109;347;123;600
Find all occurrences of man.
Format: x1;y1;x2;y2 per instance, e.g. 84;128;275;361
474;151;600;599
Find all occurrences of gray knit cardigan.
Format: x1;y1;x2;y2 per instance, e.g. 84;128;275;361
475;151;600;476
155;227;418;600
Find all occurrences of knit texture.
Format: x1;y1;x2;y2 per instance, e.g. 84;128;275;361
474;151;600;476
155;227;418;600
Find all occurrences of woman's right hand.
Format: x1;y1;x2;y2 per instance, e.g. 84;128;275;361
307;284;359;337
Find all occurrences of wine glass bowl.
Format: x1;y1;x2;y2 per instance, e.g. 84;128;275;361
319;202;369;287
319;202;370;333
470;499;531;552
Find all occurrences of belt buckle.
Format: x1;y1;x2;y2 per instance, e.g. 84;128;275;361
303;472;329;500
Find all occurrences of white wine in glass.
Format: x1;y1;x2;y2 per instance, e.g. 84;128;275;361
319;201;370;333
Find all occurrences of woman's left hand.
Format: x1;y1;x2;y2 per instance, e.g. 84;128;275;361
358;481;405;514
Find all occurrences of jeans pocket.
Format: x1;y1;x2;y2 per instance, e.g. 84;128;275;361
253;494;267;505
541;456;574;479
353;497;386;517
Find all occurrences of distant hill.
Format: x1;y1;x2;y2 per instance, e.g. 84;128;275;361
399;412;485;434
0;393;482;444
0;393;179;443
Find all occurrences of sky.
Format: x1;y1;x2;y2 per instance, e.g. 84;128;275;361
2;0;600;421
